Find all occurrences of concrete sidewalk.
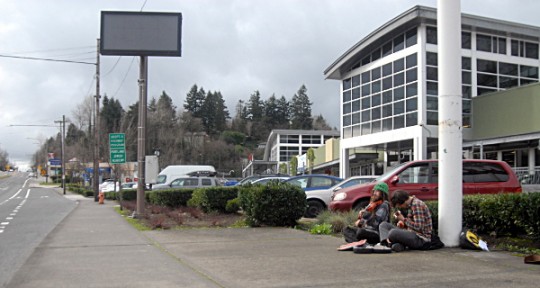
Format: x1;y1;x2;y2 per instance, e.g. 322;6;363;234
7;190;540;288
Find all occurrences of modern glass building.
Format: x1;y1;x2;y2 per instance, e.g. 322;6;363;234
324;5;540;178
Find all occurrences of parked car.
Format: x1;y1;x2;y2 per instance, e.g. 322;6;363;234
250;176;290;185
304;175;378;218
329;159;522;212
235;174;290;186
283;174;343;192
152;176;218;190
121;182;138;189
101;181;120;192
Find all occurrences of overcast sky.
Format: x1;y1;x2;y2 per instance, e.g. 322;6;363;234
1;0;539;169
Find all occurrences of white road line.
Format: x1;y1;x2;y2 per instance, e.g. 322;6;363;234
9;189;23;200
25;189;30;198
1;222;9;225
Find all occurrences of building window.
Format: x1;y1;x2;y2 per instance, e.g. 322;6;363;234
477;34;506;54
462;32;471;49
280;135;299;144
348;28;418;71
343;52;418;138
511;40;539;59
426;26;437;44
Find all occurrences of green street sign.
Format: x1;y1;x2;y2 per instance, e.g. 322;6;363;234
109;133;126;164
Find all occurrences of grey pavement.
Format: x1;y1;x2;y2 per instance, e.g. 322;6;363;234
7;187;540;288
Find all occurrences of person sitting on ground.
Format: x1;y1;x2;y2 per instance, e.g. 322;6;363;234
378;190;433;252
343;182;390;244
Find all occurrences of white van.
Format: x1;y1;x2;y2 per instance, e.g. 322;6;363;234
154;165;216;186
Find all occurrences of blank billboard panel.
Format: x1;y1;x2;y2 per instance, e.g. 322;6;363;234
100;11;182;56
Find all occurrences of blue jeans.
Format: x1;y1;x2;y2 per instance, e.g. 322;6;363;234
378;222;427;250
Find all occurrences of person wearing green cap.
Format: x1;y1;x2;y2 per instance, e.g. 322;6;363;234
342;182;390;244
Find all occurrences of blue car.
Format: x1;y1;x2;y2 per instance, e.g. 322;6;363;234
283;174;343;191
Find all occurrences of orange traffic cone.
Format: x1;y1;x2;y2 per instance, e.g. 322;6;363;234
98;191;105;204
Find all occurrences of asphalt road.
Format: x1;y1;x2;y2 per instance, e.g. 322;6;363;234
0;172;76;287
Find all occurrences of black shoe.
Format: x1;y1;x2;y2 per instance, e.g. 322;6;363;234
391;243;405;252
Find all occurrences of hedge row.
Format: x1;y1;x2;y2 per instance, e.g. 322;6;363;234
188;187;239;213
238;182;306;227
426;193;540;238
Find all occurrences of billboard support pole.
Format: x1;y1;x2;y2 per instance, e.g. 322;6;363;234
135;56;148;218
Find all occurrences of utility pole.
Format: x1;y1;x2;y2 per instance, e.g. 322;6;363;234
54;115;66;195
94;38;101;202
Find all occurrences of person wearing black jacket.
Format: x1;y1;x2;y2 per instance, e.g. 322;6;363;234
343;182;390;244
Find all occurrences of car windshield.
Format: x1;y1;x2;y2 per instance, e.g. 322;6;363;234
156;175;166;184
376;162;409;182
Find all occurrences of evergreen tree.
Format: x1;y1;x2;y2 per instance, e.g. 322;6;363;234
275;95;291;128
201;91;230;136
247;90;264;120
290;85;313;130
312;114;332;130
101;96;124;133
184;84;206;118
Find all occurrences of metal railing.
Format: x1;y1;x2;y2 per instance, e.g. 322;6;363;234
513;167;540;185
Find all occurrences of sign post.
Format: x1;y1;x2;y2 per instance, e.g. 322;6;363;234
109;133;126;164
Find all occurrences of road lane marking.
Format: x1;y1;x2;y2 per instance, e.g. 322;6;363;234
25;189;30;198
1;222;9;225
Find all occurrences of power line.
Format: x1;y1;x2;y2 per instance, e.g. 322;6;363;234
2;46;95;56
0;54;95;65
112;57;136;97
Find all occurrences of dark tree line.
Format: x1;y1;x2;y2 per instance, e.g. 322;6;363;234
33;84;333;176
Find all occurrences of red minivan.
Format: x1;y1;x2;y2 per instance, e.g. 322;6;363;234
329;159;522;212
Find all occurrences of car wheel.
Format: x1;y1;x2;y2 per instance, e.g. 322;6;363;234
305;200;325;218
353;200;369;211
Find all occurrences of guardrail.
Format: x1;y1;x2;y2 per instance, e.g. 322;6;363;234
513;167;540;184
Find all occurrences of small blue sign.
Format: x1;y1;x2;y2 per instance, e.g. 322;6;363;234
49;159;61;166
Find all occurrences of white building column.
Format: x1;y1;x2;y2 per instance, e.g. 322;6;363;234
529;147;536;175
340;148;350;178
497;151;503;161
414;131;427;160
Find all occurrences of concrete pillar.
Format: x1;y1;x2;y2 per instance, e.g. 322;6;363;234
529;147;536;175
497;151;503;161
414;133;427;160
340;148;350;178
437;0;462;247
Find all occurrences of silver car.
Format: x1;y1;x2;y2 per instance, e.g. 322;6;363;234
152;176;218;190
304;176;377;218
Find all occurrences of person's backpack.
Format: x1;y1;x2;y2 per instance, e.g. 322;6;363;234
421;233;445;250
343;226;358;243
459;229;489;251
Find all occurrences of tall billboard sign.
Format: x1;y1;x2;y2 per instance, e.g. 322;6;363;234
100;11;182;217
100;11;182;56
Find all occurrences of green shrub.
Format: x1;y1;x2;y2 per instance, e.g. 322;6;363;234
82;189;94;197
238;182;306;227
425;200;439;234
188;187;239;213
119;189;137;201
316;210;357;233
104;191;117;200
148;189;195;207
225;198;240;213
309;223;333;235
